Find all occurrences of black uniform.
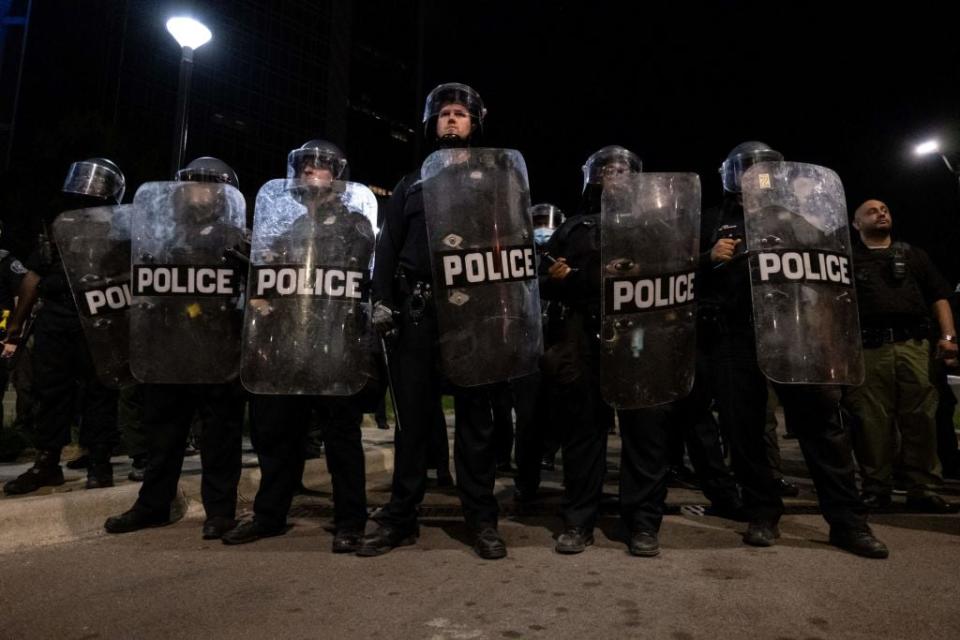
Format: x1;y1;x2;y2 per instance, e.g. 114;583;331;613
539;205;671;535
244;200;372;534
372;170;501;534
0;250;29;432
697;197;867;530
25;237;119;460
131;209;245;523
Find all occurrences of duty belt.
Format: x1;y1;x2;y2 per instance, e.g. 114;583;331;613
861;326;928;348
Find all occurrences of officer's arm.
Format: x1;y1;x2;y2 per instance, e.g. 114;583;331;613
4;270;41;349
932;299;958;361
371;176;409;307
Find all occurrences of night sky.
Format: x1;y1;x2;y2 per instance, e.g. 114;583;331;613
4;0;959;279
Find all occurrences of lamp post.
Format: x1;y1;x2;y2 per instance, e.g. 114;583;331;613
166;16;211;177
915;138;960;193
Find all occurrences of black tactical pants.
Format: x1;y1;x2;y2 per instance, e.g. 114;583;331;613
618;406;672;533
31;313;119;453
556;346;612;531
705;327;867;531
668;355;742;508
379;298;499;533
249;395;367;532
511;371;547;496
135;383;244;520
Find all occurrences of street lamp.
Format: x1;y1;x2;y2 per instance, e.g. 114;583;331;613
166;16;212;177
915;137;960;190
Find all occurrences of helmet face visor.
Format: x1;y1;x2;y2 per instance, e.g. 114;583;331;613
63;160;126;203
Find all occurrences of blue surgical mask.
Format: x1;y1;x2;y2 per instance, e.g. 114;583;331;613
534;227;554;246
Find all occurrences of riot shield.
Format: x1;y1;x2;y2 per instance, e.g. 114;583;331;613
130;181;246;384
53;205;136;388
422;148;542;387
241;178;378;395
600;173;701;408
742;161;864;385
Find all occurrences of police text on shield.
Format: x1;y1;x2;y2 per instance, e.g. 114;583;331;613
250;265;367;300
133;265;241;297
604;270;696;315
437;245;536;289
751;249;851;286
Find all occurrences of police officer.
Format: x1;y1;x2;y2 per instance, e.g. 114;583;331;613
222;140;370;550
359;83;507;560
0;223;41;450
540;146;676;556
844;199;956;512
513;203;565;501
698;141;888;558
3;159;124;495
104;157;245;539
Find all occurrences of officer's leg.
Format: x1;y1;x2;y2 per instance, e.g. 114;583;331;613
512;371;544;497
673;366;741;510
196;383;244;520
891;340;942;497
709;330;783;524
843;344;897;498
29;316;76;453
249;394;307;528
490;383;515;468
3;316;74;495
619;407;670;537
426;398;451;483
453;384;499;530
778;384;867;531
134;384;195;517
76;331;120;485
316;397;368;533
559;368;607;532
378;309;440;532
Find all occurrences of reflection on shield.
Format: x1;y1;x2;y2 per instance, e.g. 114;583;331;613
600;173;701;408
130;181;246;384
241;178;378;395
742;162;864;385
422;148;542;387
53;204;136;388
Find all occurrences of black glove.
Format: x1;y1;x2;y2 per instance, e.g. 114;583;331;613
372;301;397;338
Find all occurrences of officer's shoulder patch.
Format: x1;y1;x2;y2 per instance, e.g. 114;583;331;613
9;259;27;275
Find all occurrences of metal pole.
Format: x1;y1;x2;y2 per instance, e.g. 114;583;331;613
170;46;194;177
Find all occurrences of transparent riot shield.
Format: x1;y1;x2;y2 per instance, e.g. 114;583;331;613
53;205;135;388
600;173;701;408
742;161;864;385
241;179;377;395
422;148;543;387
130;181;246;384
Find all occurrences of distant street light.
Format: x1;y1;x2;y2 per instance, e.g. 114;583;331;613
914;140;940;156
166;16;212;177
914;137;960;193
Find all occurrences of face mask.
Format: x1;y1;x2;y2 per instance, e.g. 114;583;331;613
534;227;554;246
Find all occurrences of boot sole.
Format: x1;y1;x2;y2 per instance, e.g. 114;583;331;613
355;535;417;557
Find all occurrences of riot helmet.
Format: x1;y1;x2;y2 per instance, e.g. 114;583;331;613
423;82;486;147
286;139;348;181
175;156;239;189
530;203;565;246
582;146;642;192
174;156;237;223
62;158;126;203
719;141;783;193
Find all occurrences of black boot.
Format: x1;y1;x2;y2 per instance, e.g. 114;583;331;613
3;449;65;495
86;447;114;490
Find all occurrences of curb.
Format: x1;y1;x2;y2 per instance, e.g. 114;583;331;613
0;437;394;554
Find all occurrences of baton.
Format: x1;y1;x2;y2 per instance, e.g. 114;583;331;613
379;335;402;434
